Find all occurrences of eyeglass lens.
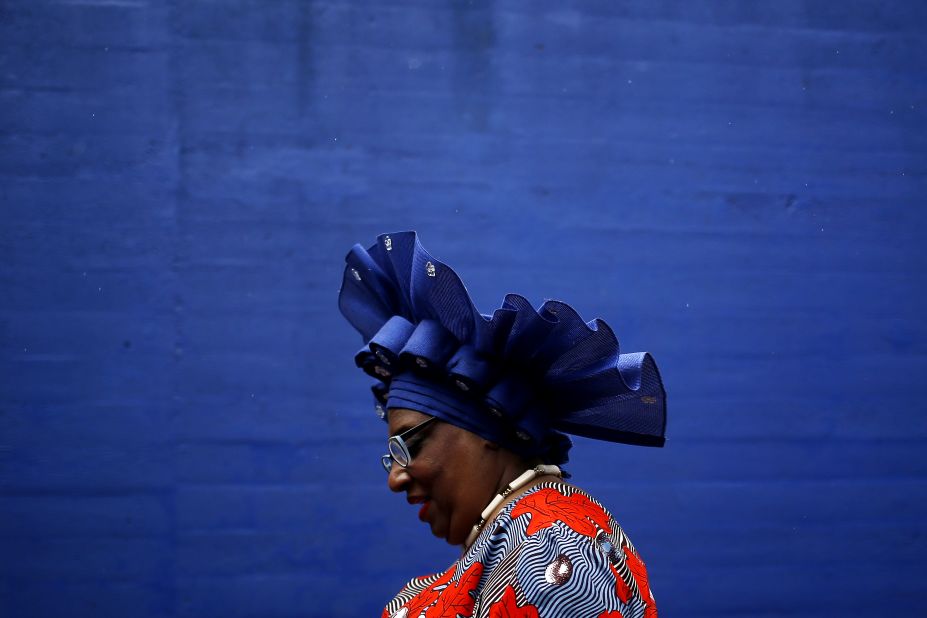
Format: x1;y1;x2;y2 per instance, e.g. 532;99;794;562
389;438;410;467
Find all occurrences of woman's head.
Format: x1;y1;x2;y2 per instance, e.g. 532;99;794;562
339;232;667;463
385;407;534;546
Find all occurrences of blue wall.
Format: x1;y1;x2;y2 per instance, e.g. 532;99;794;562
2;1;926;616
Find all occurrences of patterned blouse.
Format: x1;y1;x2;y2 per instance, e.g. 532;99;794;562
382;482;657;618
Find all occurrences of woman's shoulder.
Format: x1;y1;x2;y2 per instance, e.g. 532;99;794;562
508;481;617;535
474;481;657;618
500;480;632;552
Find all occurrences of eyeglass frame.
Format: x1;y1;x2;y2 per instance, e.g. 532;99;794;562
381;416;439;473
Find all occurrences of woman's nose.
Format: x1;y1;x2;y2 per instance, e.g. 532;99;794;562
387;462;410;492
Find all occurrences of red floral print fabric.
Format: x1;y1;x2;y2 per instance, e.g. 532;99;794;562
486;586;539;618
397;565;457;618
608;561;632;604
623;547;657;618
511;487;613;538
424;562;484;618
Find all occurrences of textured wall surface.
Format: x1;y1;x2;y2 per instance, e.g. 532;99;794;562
2;1;926;616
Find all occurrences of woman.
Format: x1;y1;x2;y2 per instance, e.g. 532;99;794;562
339;232;666;618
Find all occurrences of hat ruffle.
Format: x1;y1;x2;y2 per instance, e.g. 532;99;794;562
338;231;666;464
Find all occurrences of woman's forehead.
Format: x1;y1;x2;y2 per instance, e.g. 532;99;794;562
386;407;431;432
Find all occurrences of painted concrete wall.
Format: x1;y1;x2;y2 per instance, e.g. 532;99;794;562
2;1;925;616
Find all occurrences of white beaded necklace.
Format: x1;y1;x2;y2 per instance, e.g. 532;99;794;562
463;464;563;549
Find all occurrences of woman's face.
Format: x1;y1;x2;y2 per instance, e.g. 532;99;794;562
386;408;506;546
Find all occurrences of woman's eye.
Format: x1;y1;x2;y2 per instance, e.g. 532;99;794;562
406;435;427;455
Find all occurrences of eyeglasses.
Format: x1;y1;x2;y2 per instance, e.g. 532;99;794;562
381;416;438;473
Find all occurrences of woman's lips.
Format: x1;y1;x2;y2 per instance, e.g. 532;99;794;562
418;500;430;522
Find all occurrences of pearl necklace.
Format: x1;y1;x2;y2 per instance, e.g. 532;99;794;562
463;464;563;549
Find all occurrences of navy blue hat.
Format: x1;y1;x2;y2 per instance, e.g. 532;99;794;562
338;231;666;465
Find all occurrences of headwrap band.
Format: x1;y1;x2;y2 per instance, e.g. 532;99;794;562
338;231;667;464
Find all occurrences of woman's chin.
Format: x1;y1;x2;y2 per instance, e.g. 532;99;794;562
426;517;459;545
441;524;466;546
428;520;448;541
